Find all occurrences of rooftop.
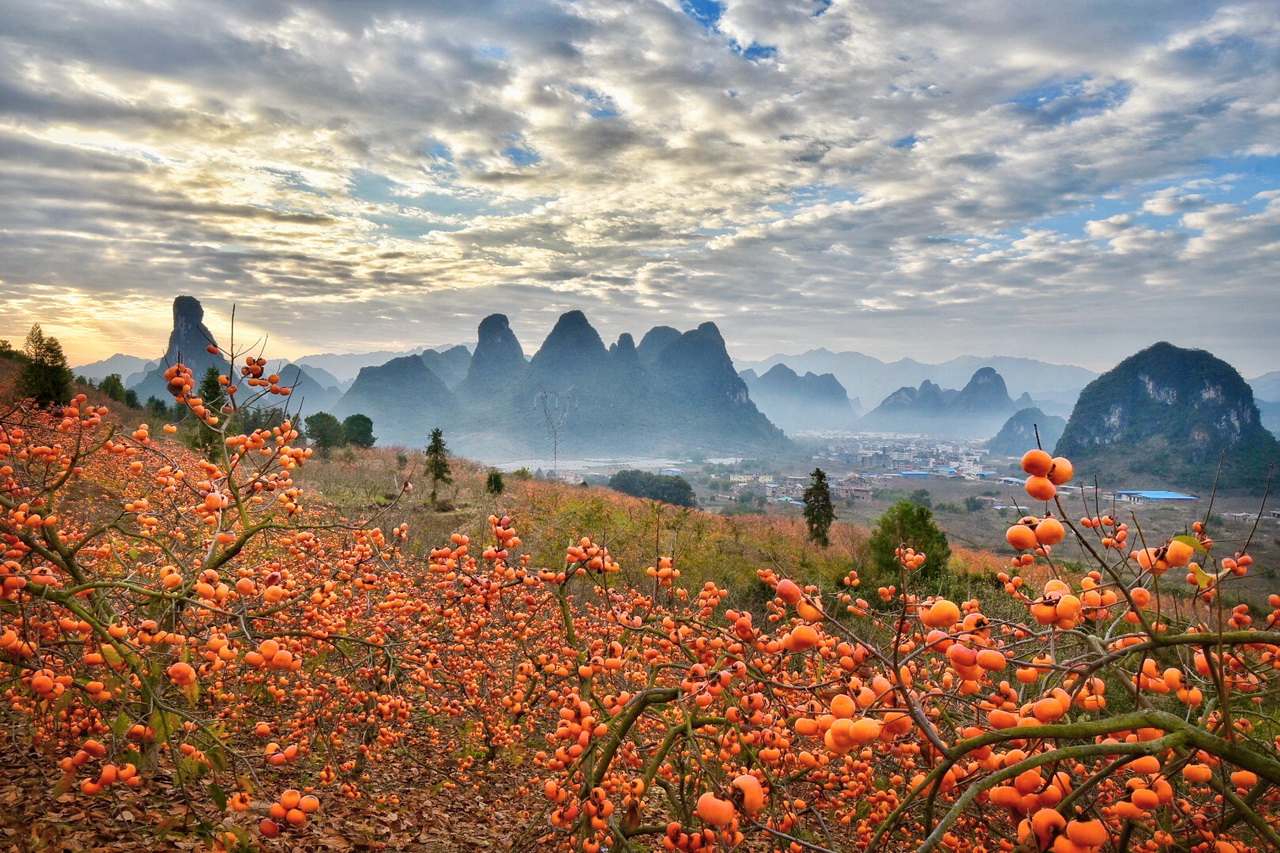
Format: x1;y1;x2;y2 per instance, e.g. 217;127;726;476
1115;490;1199;501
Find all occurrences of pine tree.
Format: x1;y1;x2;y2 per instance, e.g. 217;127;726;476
190;365;225;451
198;365;223;404
16;324;73;406
425;428;452;504
802;468;836;547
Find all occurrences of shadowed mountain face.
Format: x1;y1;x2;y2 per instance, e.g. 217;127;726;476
987;408;1067;458
462;314;526;397
421;345;472;390
740;364;859;433
952;367;1011;413
320;311;789;459
332;355;455;448
636;326;681;364
129;296;229;405
1055;342;1280;491
642;322;786;452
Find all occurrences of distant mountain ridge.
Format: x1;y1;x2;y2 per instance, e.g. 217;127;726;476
294;344;473;385
446;314;787;459
738;349;1096;415
1249;370;1280;402
739;364;860;433
1056;342;1280;491
123;296;787;461
72;353;151;383
859;367;1021;437
117;298;346;417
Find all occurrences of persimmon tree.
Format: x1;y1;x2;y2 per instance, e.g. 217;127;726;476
2;333;1279;853
0;345;430;846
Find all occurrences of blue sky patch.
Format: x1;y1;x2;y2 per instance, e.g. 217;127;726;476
1004;77;1131;125
732;41;777;61
681;0;724;29
504;146;542;167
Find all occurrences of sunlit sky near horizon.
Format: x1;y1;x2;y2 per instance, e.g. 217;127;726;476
1;0;1278;376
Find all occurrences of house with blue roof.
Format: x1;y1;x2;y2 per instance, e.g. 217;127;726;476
1115;490;1198;504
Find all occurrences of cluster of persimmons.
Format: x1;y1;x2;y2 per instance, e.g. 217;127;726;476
1;341;1279;853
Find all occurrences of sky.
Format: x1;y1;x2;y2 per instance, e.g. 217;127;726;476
1;0;1278;376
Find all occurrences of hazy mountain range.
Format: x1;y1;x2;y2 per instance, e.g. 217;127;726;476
73;299;1277;461
736;350;1103;418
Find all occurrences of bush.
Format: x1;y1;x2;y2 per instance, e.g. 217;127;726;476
607;469;697;507
866;499;951;582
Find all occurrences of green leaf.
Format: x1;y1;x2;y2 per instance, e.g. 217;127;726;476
227;826;251;852
1171;534;1208;555
110;710;131;739
53;687;75;716
208;781;227;811
1191;563;1214;590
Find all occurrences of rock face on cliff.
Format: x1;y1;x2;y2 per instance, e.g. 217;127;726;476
988;408;1067;458
460;314;526;398
1055;342;1280;491
129;296;229;405
644;322;786;453
740;364;859;433
332;355;454;448
859;368;1018;436
450;314;786;458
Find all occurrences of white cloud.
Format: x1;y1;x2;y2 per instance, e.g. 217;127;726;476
0;0;1276;375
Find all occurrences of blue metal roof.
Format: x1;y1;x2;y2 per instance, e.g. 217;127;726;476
1116;490;1198;500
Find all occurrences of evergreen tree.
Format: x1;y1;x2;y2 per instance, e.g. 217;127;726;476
485;469;505;496
99;373;127;402
424;428;453;504
342;413;376;448
802;468;837;547
146;396;173;420
866;500;951;582
190;365;225;451
16;324;73;406
198;365;223;405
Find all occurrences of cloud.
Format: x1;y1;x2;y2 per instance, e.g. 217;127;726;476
0;0;1276;376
